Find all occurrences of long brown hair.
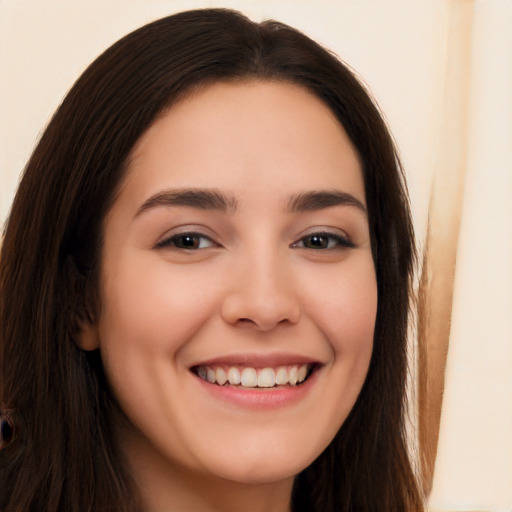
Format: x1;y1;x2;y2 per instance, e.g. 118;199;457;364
0;9;423;511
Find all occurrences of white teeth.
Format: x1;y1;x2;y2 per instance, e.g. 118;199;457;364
275;366;288;385
216;367;228;386
241;368;258;387
206;367;216;384
257;368;276;388
297;364;308;382
228;367;241;385
288;366;298;386
196;363;311;388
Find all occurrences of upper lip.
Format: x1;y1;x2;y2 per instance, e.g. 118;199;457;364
190;352;324;368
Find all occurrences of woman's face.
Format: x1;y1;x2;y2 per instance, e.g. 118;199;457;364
85;81;377;487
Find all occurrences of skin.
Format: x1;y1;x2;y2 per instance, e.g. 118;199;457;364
80;81;377;512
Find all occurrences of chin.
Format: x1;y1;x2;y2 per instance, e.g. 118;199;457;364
191;434;329;486
205;458;307;486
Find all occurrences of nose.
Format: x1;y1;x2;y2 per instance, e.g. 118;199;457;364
221;251;301;331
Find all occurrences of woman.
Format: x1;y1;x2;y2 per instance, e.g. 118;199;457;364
0;8;423;511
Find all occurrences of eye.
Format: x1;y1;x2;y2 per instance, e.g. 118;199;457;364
292;231;355;250
155;232;218;250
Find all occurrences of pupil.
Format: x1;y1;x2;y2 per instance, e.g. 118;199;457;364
179;235;198;248
308;235;327;248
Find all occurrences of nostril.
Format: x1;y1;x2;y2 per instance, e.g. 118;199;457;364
221;289;300;330
236;318;258;328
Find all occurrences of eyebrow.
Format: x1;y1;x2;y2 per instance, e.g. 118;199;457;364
135;187;366;218
135;188;238;217
287;190;367;215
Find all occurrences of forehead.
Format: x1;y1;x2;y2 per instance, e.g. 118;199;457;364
122;80;365;208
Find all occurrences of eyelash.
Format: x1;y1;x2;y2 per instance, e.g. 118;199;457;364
292;231;355;250
155;230;355;251
155;231;218;250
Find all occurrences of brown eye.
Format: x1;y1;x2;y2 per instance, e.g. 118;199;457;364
294;232;355;250
174;234;201;249
303;234;330;249
156;232;217;250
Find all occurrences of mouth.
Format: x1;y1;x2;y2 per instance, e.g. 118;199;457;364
191;363;319;389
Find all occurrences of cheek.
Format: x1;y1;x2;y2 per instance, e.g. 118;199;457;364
308;257;377;354
98;255;219;355
303;257;377;413
334;267;377;379
95;254;224;421
95;254;225;451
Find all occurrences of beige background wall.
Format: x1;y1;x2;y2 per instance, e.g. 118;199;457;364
1;1;511;510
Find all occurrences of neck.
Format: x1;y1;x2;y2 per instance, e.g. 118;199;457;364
120;425;294;512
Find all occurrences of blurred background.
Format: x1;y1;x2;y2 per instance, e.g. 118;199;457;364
1;1;511;510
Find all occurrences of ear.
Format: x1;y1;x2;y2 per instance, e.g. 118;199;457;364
63;254;101;351
77;318;100;351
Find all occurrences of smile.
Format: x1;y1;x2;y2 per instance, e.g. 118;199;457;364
192;363;315;388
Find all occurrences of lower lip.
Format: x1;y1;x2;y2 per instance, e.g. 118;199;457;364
192;369;320;410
